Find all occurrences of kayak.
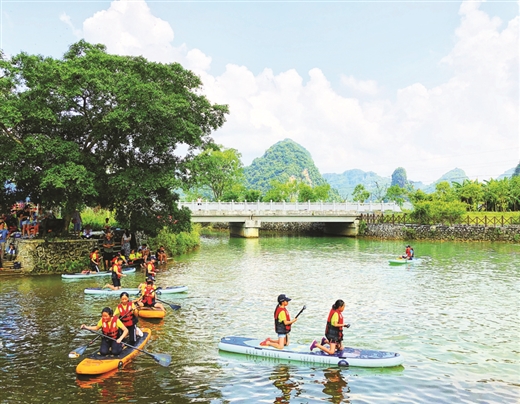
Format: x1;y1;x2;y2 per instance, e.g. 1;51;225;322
62;267;136;279
388;258;418;265
76;328;151;375
218;336;404;368
135;307;166;319
83;285;188;295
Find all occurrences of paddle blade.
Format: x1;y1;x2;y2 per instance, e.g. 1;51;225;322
68;344;87;358
152;353;172;367
169;304;181;310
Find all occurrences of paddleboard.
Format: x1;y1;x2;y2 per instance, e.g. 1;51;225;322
135;307;166;319
83;285;188;295
388;258;419;265
62;267;136;279
76;328;151;375
218;336;404;368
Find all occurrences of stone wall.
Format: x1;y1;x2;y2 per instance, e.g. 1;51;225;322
14;238;98;274
364;223;520;242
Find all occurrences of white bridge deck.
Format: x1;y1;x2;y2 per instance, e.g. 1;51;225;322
178;201;401;223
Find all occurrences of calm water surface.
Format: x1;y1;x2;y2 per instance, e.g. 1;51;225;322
0;236;519;403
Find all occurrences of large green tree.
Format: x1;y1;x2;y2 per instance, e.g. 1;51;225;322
185;146;243;201
0;41;228;235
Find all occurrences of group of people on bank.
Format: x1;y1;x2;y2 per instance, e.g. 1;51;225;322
260;294;350;355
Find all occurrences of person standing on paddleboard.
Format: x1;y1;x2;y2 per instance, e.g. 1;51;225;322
309;299;349;354
80;307;128;356
260;294;298;349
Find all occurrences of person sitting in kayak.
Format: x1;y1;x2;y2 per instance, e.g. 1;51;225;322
309;299;349;354
80;307;128;356
136;278;165;311
401;245;412;260
260;294;298;349
103;257;126;290
114;292;140;346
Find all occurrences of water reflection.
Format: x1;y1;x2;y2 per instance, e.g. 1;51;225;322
321;368;350;403
269;365;302;403
76;368;136;403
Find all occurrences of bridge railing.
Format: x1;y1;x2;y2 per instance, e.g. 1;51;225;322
179;201;403;213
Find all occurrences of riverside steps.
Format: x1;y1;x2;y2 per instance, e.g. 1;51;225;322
179;201;403;238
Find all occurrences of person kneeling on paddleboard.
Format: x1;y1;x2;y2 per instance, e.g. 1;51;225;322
309;299;350;354
136;279;165;312
260;294;298;349
80;307;128;356
114;292;140;346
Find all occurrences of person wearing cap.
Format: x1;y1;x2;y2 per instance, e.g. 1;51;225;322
260;294;298;349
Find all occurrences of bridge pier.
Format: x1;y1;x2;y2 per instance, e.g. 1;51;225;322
324;220;359;237
229;220;262;238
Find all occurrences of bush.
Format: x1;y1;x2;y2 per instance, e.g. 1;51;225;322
80;207;119;231
148;225;201;257
410;200;467;225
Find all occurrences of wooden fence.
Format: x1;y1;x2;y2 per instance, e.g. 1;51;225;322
359;214;520;227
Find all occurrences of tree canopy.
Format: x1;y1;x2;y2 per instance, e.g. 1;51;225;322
0;41;228;235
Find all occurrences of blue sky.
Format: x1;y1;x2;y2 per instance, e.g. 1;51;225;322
1;0;519;184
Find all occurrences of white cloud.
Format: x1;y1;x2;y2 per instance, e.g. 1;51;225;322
340;75;380;96
79;0;519;183
59;12;82;38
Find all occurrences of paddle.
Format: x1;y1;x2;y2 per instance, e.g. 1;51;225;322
69;335;101;359
295;305;306;319
156;297;180;311
83;328;172;367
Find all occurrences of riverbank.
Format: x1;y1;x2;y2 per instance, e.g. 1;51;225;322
208;221;520;242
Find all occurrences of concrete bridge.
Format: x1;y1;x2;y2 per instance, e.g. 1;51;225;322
178;201;402;238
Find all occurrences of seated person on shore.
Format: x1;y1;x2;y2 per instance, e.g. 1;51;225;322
139;244;151;264
6;243;16;261
129;249;144;266
82;224;93;239
156;246;167;265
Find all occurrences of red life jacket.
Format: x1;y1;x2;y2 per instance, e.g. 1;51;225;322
102;316;120;339
142;285;156;305
146;262;156;276
274;306;291;334
112;264;122;279
325;309;344;340
90;252;98;262
117;302;135;327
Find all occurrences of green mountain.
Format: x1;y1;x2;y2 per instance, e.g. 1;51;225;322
323;169;391;200
421;168;469;193
244;139;327;192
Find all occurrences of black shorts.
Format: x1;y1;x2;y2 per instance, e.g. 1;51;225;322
325;334;343;344
103;252;113;262
112;276;121;287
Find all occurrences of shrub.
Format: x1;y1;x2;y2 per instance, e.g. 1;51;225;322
148;225;201;257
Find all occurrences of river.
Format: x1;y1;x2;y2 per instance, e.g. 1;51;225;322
0;235;518;403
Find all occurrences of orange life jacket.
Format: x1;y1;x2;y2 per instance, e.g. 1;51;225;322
142;284;156;305
117;302;135;327
102;316;120;339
